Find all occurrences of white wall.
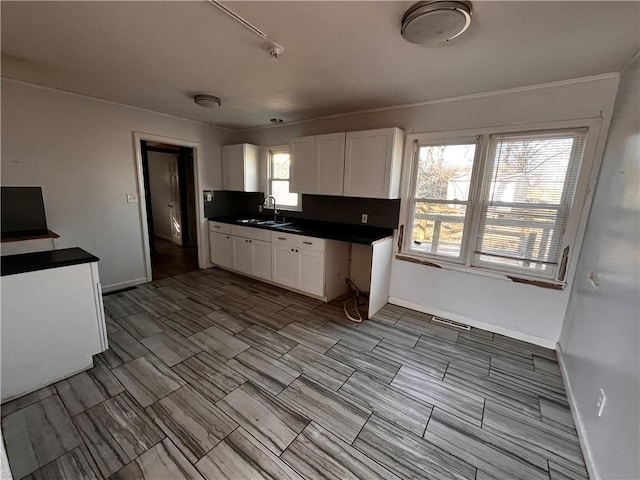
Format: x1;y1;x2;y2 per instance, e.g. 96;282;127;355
1;79;233;290
232;75;620;346
558;55;639;480
147;151;174;241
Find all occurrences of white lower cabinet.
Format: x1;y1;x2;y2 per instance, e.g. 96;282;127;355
251;239;272;280
272;243;325;296
297;249;325;296
231;236;271;279
272;244;298;288
208;221;349;301
232;236;253;274
208;232;233;269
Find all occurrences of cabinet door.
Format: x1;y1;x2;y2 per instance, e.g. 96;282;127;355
209;232;233;268
272;244;297;288
222;144;245;191
251;240;272;280
232;236;252;274
297;249;325;296
290;136;316;194
344;129;396;198
315;133;345;195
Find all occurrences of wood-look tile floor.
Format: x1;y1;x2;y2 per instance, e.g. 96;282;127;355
1;268;589;480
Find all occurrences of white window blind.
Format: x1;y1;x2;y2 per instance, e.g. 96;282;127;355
474;129;587;275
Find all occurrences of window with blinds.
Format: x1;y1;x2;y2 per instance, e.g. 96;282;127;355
473;130;587;275
402;124;595;282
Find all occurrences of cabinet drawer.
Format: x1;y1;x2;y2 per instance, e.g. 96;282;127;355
271;231;325;252
208;221;231;234
230;225;271;242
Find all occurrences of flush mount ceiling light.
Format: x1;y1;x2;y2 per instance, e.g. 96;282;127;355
401;1;472;45
194;94;221;108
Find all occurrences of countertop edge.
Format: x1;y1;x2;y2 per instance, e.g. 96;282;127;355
208;217;395;245
1;247;99;277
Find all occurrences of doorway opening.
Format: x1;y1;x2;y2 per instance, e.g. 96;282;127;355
140;140;199;280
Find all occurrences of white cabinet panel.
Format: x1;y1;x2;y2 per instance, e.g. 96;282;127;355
344;128;404;199
290;136;316;194
208;221;231;234
315;133;345;195
297;249;325;296
272;244;297;288
209;231;232;268
252;239;272;280
1;262;106;402
232;236;253;274
222;144;259;192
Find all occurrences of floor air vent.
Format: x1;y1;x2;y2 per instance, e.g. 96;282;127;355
432;316;471;331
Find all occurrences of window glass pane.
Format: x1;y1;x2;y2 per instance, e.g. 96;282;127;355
271;180;298;207
487;135;581;205
271;153;290;179
475;130;586;276
476;205;565;272
410;202;467;258
415;144;476;200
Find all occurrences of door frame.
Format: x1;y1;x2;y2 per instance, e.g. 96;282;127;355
133;132;203;282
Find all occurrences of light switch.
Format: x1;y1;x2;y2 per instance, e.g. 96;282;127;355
126;194;139;203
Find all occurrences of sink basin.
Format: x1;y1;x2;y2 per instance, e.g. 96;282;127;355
258;220;293;227
272;224;305;233
235;218;262;225
235;218;293;227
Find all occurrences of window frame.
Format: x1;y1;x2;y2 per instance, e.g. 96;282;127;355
398;118;602;285
265;145;301;212
405;135;484;264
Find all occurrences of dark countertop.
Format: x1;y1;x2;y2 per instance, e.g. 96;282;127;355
208;216;394;245
1;247;99;276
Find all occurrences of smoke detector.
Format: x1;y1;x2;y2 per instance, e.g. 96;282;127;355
401;1;472;45
262;41;285;61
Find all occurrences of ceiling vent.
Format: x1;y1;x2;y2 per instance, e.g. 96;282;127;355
401;1;472;45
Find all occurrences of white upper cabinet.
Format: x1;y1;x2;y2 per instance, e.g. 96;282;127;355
290;133;345;196
315;133;346;195
290;128;403;199
344;127;404;199
289;136;316;194
221;143;260;192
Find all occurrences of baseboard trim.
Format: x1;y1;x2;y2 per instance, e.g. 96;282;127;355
556;344;598;480
388;297;557;349
102;277;148;294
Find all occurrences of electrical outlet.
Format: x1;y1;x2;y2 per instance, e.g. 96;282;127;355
258;205;263;212
361;213;368;224
126;193;139;203
597;388;606;417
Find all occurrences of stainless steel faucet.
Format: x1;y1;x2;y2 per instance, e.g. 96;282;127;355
263;195;278;221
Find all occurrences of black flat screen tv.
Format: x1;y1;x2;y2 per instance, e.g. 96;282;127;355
1;186;49;239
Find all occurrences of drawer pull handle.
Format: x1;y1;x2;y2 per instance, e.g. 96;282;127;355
213;225;221;228
277;237;287;240
303;241;313;245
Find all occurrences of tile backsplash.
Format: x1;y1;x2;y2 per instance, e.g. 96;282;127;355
204;191;401;230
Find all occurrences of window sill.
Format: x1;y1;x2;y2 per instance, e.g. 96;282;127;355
394;254;566;290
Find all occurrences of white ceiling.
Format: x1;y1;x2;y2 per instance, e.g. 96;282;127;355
2;1;639;130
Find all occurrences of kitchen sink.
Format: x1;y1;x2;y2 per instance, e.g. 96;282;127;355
271;224;305;233
258;220;294;227
235;218;294;227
